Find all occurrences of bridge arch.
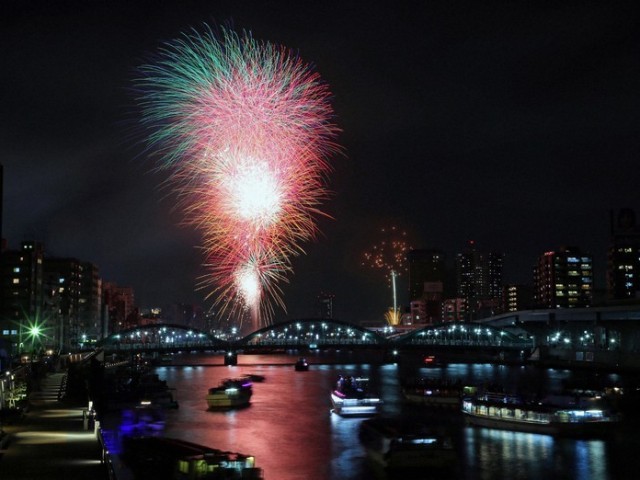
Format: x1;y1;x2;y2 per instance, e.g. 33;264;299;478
394;322;534;349
238;318;388;349
98;323;229;352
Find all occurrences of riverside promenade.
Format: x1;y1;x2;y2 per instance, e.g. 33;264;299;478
0;370;108;480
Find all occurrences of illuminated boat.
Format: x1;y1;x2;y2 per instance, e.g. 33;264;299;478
206;378;253;409
402;379;476;408
121;436;263;479
423;354;446;367
462;390;621;437
331;375;383;416
358;417;457;472
294;358;309;371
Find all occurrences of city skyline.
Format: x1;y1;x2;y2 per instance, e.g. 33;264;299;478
2;1;639;323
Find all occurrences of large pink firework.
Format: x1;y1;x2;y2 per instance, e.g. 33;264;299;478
137;26;340;329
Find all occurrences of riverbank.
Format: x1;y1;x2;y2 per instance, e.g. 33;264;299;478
0;370;107;480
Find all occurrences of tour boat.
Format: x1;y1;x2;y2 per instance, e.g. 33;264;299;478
120;436;263;479
206;377;253;409
358;417;457;472
461;390;621;437
423;354;446;367
331;375;383;416
294;358;309;371
402;378;475;408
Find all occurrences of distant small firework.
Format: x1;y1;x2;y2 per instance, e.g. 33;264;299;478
362;226;413;285
362;225;413;323
136;26;340;328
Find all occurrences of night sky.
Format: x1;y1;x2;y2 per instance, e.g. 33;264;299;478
2;1;639;323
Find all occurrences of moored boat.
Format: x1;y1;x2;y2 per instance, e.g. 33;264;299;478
358;416;457;472
401;378;475;408
206;377;253;409
120;436;263;479
331;375;383;416
294;358;309;371
462;390;621;437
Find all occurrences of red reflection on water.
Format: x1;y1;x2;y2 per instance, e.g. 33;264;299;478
158;353;379;479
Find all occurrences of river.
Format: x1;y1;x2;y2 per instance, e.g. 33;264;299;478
135;351;640;479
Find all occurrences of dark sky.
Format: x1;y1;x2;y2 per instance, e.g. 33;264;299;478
2;0;639;323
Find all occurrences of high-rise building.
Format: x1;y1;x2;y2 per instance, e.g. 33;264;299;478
501;284;533;312
455;241;504;320
408;249;448;324
533;246;593;309
408;249;446;300
0;241;44;355
43;258;102;350
443;298;465;322
607;208;640;301
103;282;136;333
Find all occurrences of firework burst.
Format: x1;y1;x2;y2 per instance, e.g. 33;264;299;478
136;26;340;329
362;225;414;322
362;226;413;285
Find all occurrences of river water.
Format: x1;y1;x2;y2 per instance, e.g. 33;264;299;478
141;351;640;480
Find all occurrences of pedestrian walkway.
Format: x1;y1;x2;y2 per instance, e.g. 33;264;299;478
0;371;107;480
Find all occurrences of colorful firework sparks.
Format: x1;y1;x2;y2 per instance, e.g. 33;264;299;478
136;25;340;328
384;307;402;326
362;226;413;285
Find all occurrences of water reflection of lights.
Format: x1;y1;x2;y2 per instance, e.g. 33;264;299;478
329;410;367;478
466;427;554;460
465;427;609;478
572;440;608;479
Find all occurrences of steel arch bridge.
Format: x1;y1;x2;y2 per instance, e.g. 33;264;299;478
394;322;534;349
98;323;230;353
239;318;388;350
95;320;532;355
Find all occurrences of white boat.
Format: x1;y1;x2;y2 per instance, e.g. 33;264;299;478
331;375;383;416
358;417;457;472
462;390;621;437
206;378;253;409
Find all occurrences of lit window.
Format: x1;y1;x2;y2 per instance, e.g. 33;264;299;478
13;267;20;273
12;278;19;284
